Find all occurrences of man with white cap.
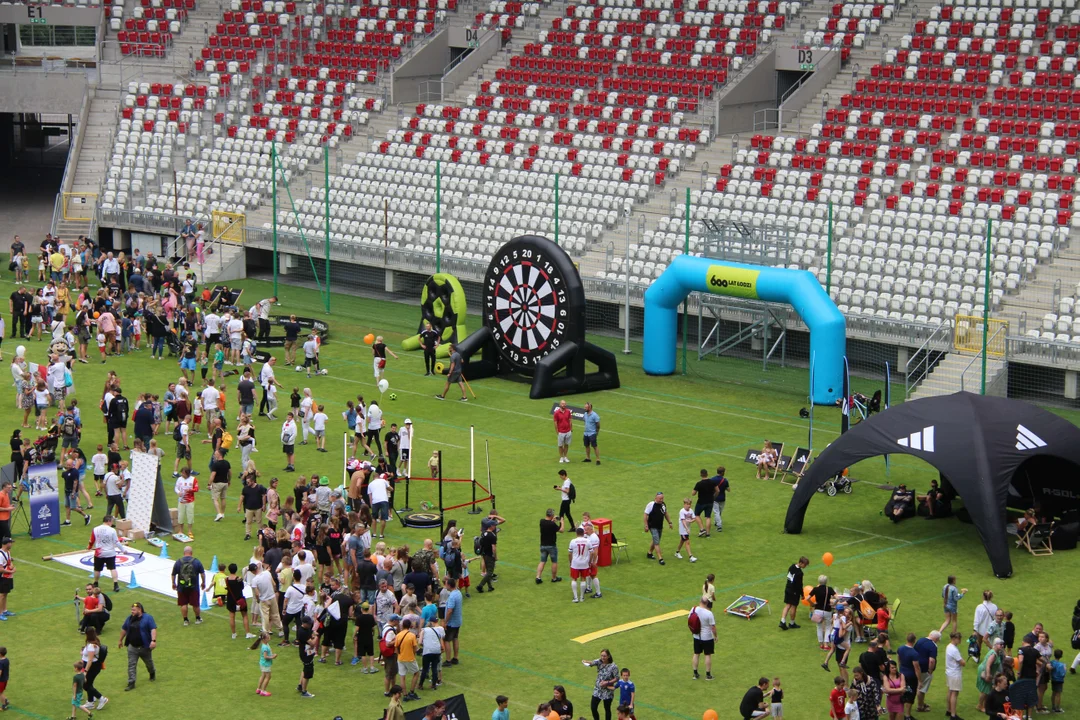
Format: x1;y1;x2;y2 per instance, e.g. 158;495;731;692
399;419;413;479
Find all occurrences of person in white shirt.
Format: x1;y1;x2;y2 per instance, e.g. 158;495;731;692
367;473;392;539
174;468;198;538
312;405;329;452
844;690;861;720
582;522;601;598
299;389;314;444
202;311;221;352
101;253;120;281
200;380;221;426
259;358;280;418
89;515;123;592
568;527;592;603
675;497;701;564
944;631;966;718
418;620;446;690
253;297;275;340
282;569;307;644
398;419;413;478
249;563;282;635
90;447;109;496
226;315;244;365
47;355;68;409
103;469;127;521
173;417;192;477
302;335;322;377
972;590;999;653
281;413;298;471
690;596;717;680
365;401;384;456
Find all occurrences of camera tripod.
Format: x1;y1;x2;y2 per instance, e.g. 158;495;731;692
10;498;31;536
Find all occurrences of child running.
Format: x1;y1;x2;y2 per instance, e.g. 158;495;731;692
252;631;277;696
675;498;700;563
71;660;93;719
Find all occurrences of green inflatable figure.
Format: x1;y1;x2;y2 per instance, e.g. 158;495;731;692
402;273;468;359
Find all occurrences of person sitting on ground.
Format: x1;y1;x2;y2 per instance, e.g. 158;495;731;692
755;441;778;480
884;484;916;524
917;479;952;519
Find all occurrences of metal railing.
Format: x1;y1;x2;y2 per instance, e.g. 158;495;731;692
959;325;1007;393
904;318;953;399
51;85;94;235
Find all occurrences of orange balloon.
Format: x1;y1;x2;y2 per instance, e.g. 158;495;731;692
703;710;718;720
801;584;813;607
823;552;835;567
364;333;375;345
93;312;100;319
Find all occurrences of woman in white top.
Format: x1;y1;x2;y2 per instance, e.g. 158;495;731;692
82;626;108;710
972;590;999;653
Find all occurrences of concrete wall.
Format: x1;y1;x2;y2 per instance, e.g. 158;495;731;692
391;29;449;105
778;47;840;121
443;29;498;92
0;73;88;114
0;5;101;25
716;49;776;135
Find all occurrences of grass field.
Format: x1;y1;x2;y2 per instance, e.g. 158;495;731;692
2;274;1079;720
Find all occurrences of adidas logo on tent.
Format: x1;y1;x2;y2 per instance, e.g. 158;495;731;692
1015;424;1046;451
897;426;935;452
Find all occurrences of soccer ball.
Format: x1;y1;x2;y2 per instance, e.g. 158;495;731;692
295;365;303;372
318;369;328;376
389;393;397;401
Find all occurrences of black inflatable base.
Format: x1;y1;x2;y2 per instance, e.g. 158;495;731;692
456;327;620;400
398;510;443;529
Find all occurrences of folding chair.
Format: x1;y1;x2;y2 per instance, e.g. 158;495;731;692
1018;521;1054;556
613;541;630;564
780;447;812;486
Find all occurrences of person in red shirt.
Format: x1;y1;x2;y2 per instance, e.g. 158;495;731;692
553;400;573;464
77;583;107;634
829;676;847;719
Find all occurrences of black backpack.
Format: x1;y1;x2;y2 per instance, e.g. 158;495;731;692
176;556;197;590
473;536;481;556
61;415;78;438
567;481;577;503
173;424;184;442
94;642;108;666
112;396;129;424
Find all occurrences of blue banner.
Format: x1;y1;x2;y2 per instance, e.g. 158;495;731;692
27;462;60;539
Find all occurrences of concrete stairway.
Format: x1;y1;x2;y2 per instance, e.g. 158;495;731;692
908;351;1007;399
997;243;1080;336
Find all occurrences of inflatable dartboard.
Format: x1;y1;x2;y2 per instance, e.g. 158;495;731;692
457;235;620;399
402;273;468;358
484;236;583;373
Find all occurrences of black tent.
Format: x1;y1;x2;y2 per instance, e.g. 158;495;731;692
783;392;1080;578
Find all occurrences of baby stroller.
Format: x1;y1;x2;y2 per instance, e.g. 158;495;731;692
816;468;853;496
145;312;182;356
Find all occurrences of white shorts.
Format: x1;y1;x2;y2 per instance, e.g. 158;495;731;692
557;431;572;447
373;357;384;377
946;674;962;692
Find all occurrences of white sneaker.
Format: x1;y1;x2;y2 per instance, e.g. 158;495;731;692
675;552;683;559
232;633;237;639
690;556;698;563
97;697;109;710
572;598;580;603
278;631;285;637
246;633;257;639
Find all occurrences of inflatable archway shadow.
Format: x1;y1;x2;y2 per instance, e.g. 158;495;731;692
642;256;846;405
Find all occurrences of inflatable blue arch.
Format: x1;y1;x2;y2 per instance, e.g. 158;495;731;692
642;256;846;405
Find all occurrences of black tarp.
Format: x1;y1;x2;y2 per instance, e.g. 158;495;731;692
783;392;1080;578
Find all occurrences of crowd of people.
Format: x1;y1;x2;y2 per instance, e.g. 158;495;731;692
2;232;1079;720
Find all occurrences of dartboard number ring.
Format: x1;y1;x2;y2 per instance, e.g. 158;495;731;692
485;246;570;370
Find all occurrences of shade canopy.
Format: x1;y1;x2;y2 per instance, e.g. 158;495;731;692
783;392;1080;577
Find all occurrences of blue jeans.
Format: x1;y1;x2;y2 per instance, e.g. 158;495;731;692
152;336;165;357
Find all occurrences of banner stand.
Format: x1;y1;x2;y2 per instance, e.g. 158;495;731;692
28;461;61;539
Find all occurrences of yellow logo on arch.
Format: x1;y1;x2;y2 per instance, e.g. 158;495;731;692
705;265;760;299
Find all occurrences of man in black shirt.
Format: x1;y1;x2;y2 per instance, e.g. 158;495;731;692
739;677;770;719
237;474;267;541
209;450;232;522
475;528;497;593
236;370;257;418
691;469;717;537
296;615;316;697
536;508;564;584
10;235;24;258
858;639;888;684
9;287;31;338
384;424;400;477
356;548;378;602
61;459;91;527
108;388;131;450
1011;637;1043;713
643;492;673;565
133;398;156;448
282;315;302;366
780;556;809;630
418;320;440;376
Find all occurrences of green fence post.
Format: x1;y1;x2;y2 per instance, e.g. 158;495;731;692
826;200;833;294
981;217;992;395
682;187;690;375
554;172;560;246
436;160;442;273
271;140;278;298
323;143;331;314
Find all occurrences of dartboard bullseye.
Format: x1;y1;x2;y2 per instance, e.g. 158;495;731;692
483;236;578;373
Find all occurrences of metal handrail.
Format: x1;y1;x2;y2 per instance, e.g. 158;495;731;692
959;324;1006;393
904;318;952;398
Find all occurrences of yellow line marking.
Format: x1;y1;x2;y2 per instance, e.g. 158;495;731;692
572;609;687;644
